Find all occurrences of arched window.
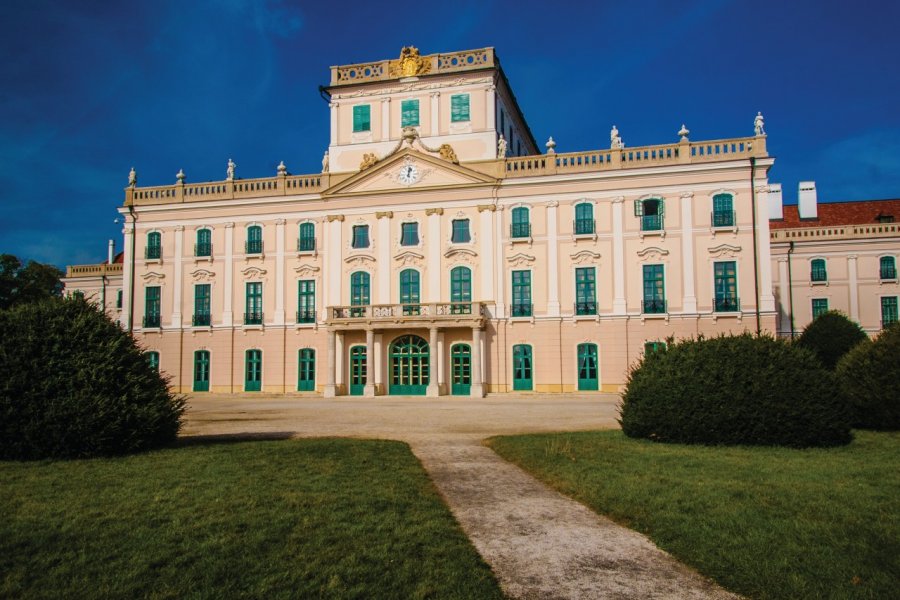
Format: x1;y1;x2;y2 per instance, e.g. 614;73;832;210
880;256;897;280
146;231;161;259
511;207;530;238
450;266;472;314
350;272;370;317
810;258;827;283
574;203;594;235
298;222;315;252
634;198;664;231
400;269;420;315
195;228;212;257
246;225;263;254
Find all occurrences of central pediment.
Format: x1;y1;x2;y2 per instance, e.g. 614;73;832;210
322;148;497;197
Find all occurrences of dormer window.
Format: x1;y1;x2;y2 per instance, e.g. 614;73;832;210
877;213;895;223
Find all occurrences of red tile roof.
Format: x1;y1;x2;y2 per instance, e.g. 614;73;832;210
769;199;900;229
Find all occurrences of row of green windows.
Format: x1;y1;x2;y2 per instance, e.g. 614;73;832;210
811;297;898;328
145;349;316;392
146;223;317;259
351;220;471;249
811;257;897;283
351;94;471;133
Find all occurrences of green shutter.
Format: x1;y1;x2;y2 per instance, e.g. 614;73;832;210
577;343;599;391
642;265;665;314
349;346;367;395
193;350;210;392
512;271;531;316
512;344;533;390
245;349;262;391
298;349;315;391
576;268;596;314
401;99;419;127
298;280;315;323
451;344;471;395
812;298;829;319
194;284;211;326
451;94;470;122
353;105;371;132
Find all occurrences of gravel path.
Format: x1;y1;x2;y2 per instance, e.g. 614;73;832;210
182;395;738;599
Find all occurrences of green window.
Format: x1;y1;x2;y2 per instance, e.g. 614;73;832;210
577;343;599;391
450;344;471;395
712;194;734;227
389;335;429;395
298;222;315;252
245;349;262;392
574;203;595;235
451;266;472;314
811;298;829;320
882;296;898;328
511;270;531;317
714;261;739;311
350;271;370;317
450;94;470;122
193;284;211;326
634;198;664;231
512;344;533;391
401;222;419;246
642;265;666;314
349;346;367;395
452;219;471;243
116;289;122;309
146;231;161;259
352;225;369;249
246;225;263;254
195;228;212;257
193;350;210;392
245;282;262;325
511;207;530;238
880;256;896;280
352;104;371;132
298;349;315;391
144;286;160;328
644;341;666;355
145;351;159;372
401;99;419;127
810;258;827;282
575;267;597;315
400;269;420;315
297;280;315;323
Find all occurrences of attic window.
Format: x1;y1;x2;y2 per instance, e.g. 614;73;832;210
876;213;895;223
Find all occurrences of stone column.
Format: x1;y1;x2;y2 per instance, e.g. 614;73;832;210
329;102;338;146
486;86;496;130
335;331;344;389
470;327;484;398
326;215;344;309
122;223;133;331
756;185;776;312
364;328;376;397
376;211;392;304
680;192;697;313
274;218;285;325
427;327;439;397
777;257;789;335
223;222;234;326
429;91;440;136
478;204;496;315
425;208;442;302
324;329;336;398
172;226;184;327
437;331;445;395
612;196;627;314
546;200;560;316
380;98;390;141
374;333;384;394
848;254;859;321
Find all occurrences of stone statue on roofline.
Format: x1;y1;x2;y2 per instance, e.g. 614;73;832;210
610;125;624;149
128;167;136;187
226;158;236;181
754;112;765;136
497;134;507;159
322;151;329;173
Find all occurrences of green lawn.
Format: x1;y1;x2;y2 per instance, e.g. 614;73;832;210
1;438;503;599
487;430;899;600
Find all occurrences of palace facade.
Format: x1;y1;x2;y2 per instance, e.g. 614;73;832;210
65;46;786;396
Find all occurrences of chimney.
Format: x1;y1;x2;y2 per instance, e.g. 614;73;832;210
108;240;115;264
768;183;783;220
798;181;818;219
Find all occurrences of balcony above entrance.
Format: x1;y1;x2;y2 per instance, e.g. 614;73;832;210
326;302;486;329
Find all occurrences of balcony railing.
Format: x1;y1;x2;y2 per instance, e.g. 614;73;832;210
881;266;897;280
296;308;316;323
245;240;263;255
575;301;597;315
510;222;531;238
642;299;667;314
711;210;735;228
195;242;212;257
192;313;211;326
328;302;485;322
244;311;263;325
714;296;740;312
641;215;663;232
297;237;316;252
143;314;161;328
510;302;532;317
145;246;161;260
574;219;595;235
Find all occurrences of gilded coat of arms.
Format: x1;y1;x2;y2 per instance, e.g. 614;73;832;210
391;46;430;77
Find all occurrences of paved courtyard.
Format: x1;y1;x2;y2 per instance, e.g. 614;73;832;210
183;394;736;599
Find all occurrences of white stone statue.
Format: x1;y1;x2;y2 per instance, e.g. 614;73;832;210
128;167;136;187
610;125;624;149
277;161;287;175
226;158;236;181
322;151;329;173
678;124;690;142
545;136;557;154
176;168;185;182
754;112;765;136
497;134;507;159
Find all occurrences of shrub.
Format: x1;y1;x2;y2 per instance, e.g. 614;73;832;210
795;311;868;370
836;324;900;430
0;297;185;460
619;333;851;447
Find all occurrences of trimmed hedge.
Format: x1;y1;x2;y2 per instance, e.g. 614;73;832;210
836;323;900;430
795;311;867;370
619;333;852;447
0;297;185;460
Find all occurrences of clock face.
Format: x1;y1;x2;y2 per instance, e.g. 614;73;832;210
398;163;420;185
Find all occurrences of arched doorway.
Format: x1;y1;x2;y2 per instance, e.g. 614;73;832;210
512;344;533;391
390;334;429;395
451;344;471;395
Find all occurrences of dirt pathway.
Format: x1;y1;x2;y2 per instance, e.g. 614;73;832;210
183;395;737;599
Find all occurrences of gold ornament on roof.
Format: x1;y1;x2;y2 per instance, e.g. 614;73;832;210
391;46;430;78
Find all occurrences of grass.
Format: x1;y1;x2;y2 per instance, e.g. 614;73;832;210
487;429;899;600
0;438;504;599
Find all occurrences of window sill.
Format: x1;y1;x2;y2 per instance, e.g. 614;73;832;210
144;257;162;265
640;312;669;323
243;324;264;330
296;249;317;258
879;278;898;285
710;225;738;236
244;253;265;260
638;229;665;240
295;321;317;329
574;232;597;242
509;236;532;245
351;131;373;143
810;280;829;287
711;310;743;323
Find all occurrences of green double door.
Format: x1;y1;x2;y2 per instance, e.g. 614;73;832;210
298;349;315;391
577;343;599;391
390;335;429;395
245;350;262;392
349;346;366;395
451;344;471;395
512;344;533;391
193;350;210;392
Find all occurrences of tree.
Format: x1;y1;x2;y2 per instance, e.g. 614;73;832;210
795;311;868;370
0;254;64;309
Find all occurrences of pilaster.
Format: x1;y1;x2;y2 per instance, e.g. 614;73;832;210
470;327;484;398
326;215;344;308
755;185;776;312
364;329;376;397
172;225;184;327
274;218;285;325
329;102;338;146
612;196;627;314
427;327;439;397
223;222;234;326
429;91;440;136
848;254;859;320
680;192;697;313
324;328;336;398
380;98;390;141
122;224;133;331
426;208;442;302
777;257;789;334
376;211;392;304
546;200;560;316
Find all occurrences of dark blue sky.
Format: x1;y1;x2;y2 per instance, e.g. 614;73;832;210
2;0;898;266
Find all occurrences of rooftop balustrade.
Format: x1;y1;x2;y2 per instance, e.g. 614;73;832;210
326;302;486;328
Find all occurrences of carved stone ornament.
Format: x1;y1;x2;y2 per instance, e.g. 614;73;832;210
390;46;431;78
360;153;379;171
439;144;459;164
506;253;536;268
344;255;376;268
425;208;444;216
546;200;559;208
326;214;345;222
376;211;394;219
337;77;492;100
393;251;425;267
570;250;602;265
612;196;626;204
190;269;215;282
708;244;742;258
636;247;670;261
294;264;321;277
444;247;478;262
141;271;165;284
477;204;496;212
241;266;267;279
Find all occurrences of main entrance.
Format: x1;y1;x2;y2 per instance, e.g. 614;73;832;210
451;344;471;395
349;345;366;396
389;334;429;395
